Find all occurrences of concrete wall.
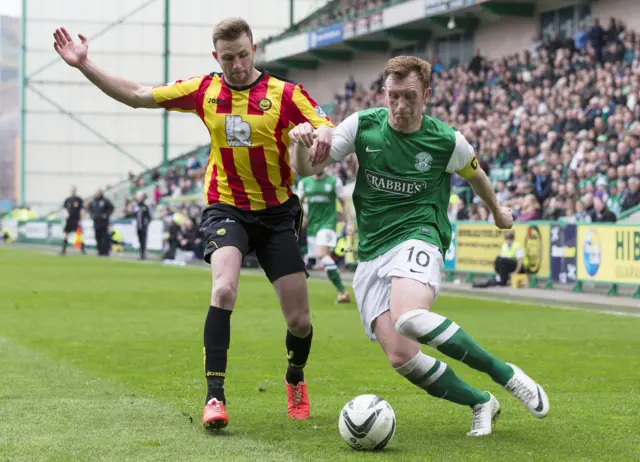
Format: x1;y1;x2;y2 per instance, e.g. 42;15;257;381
592;0;640;32
474;15;538;59
288;52;389;106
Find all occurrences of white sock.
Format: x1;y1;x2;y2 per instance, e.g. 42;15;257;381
395;310;460;347
394;352;447;388
321;255;337;271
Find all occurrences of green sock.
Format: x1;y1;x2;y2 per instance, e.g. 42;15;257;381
326;268;345;292
396;311;515;386
395;353;489;406
435;328;514;386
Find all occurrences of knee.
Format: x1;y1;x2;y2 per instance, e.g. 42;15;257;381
387;347;419;370
286;310;311;337
211;280;238;309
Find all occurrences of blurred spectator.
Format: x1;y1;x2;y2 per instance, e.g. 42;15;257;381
621;176;640;211
590;196;617;222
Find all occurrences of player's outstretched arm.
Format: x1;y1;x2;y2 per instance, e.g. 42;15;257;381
447;131;513;230
467;168;513;230
291;112;359;177
53;28;158;109
290;123;335;177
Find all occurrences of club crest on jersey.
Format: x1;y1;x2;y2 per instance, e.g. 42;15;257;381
324;184;332;192
258;98;272;111
415;152;433;172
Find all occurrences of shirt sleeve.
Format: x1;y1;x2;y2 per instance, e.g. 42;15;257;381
152;76;204;113
330;112;358;162
335;177;348;199
446;131;479;179
515;247;525;260
288;83;334;129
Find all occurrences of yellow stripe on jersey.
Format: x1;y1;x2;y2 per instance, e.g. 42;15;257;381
456;155;479;180
236;146;266;210
265;77;291;204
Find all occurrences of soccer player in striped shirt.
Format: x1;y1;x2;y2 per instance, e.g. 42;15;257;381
53;18;333;430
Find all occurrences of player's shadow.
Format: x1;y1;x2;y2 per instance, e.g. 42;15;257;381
202;428;236;437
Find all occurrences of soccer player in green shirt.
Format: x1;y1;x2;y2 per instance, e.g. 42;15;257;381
297;170;352;303
290;56;549;437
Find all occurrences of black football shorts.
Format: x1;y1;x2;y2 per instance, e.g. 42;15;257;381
200;195;306;283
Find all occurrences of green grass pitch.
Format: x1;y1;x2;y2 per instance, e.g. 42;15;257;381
1;247;639;461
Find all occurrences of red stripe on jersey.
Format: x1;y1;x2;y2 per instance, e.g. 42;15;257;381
248;146;279;207
207;161;220;205
158;93;198;111
216;82;233;114
247;76;269;115
275;82;296;188
195;74;213;121
220;148;250;209
285;85;306;125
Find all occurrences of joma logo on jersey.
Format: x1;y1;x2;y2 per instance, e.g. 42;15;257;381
365;170;426;196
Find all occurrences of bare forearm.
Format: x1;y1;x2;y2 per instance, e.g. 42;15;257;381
77;59;154;108
292;142;327;177
339;199;352;226
514;259;522;274
467;168;500;214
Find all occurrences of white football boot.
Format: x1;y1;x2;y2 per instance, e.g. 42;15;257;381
504;363;550;418
467;393;501;436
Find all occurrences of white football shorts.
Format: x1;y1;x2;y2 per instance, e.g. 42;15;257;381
307;228;338;256
353;239;443;341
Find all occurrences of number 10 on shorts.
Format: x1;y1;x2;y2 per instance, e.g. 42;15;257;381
407;246;431;268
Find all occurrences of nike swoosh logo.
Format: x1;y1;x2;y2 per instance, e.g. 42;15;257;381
409;269;423;274
366;147;382;153
534;385;544;412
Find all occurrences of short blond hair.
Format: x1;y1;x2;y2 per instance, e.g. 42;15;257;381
383;56;432;89
213;18;253;47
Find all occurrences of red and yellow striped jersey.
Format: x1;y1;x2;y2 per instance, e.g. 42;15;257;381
152;72;333;211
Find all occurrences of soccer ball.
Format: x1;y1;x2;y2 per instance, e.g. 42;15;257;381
338;394;396;451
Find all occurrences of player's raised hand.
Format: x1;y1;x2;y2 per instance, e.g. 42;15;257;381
53;28;89;68
493;206;514;230
289;122;316;149
310;125;333;165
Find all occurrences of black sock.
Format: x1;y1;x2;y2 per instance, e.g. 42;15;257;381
285;326;313;385
62;239;68;253
204;306;231;404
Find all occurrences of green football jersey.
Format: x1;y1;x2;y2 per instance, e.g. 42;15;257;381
297;173;345;236
329;108;478;261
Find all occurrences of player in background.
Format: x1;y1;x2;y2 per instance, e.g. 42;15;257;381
53;18;333;429
297;169;352;304
61;186;86;255
291;56;549;437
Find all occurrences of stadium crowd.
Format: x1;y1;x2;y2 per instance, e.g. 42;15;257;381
331;16;640;223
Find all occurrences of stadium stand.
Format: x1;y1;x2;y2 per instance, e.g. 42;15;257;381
259;0;394;46
7;2;640;270
122;13;640;231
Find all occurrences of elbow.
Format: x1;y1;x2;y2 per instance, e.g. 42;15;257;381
127;94;143;109
128;87;150;109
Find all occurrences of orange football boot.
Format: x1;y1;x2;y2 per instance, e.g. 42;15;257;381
285;377;310;419
202;398;228;430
